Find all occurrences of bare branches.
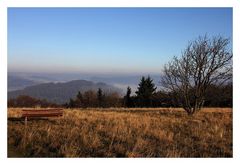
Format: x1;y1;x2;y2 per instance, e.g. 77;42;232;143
161;35;232;115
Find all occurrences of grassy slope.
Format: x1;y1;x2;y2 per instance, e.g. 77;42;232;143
8;108;232;157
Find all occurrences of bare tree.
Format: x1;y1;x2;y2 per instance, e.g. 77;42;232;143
161;35;232;115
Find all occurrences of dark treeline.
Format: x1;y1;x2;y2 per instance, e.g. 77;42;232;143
65;76;232;108
64;89;121;108
123;76;232;108
8;76;232;108
8;95;59;108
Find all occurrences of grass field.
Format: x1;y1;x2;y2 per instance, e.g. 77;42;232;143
8;107;232;157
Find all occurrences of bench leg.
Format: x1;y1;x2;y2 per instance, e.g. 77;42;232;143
25;117;27;126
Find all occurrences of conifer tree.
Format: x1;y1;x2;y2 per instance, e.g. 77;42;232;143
97;88;104;107
68;98;75;108
135;76;157;107
75;91;83;107
124;86;132;107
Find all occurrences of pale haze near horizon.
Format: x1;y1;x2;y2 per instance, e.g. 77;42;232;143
8;8;232;76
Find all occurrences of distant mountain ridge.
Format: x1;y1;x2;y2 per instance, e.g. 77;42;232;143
8;76;40;91
8;72;162;93
8;80;122;104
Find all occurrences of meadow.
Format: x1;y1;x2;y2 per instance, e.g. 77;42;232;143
8;107;232;157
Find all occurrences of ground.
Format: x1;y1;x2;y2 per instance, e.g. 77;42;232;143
8;107;232;157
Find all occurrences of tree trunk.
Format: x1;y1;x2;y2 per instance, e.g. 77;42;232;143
184;107;195;115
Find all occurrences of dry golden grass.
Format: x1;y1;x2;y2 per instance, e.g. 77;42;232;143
8;107;232;157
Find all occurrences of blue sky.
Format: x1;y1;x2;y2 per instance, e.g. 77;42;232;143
8;8;232;75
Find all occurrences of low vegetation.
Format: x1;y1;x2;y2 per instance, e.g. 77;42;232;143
8;107;232;157
8;82;232;110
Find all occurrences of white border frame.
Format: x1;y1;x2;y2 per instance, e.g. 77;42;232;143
0;0;239;164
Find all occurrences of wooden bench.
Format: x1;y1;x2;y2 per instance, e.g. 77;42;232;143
22;108;63;124
21;108;63;148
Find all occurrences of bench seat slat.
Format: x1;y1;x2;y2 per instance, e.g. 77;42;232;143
21;109;63;118
22;109;63;112
22;113;63;118
22;111;63;114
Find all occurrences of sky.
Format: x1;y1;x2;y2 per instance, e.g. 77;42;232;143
8;8;232;75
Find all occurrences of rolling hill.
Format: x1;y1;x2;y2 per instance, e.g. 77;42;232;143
8;75;40;91
8;80;122;104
